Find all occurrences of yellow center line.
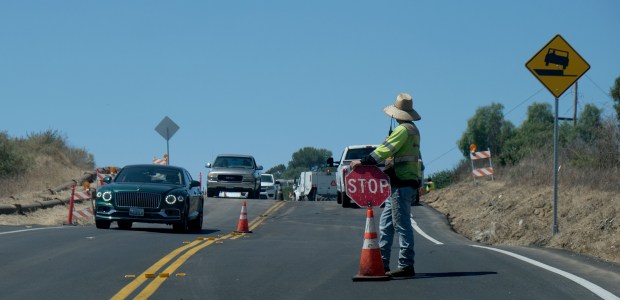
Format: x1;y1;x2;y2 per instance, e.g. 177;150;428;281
111;201;288;299
110;239;205;300
249;201;286;231
134;236;230;299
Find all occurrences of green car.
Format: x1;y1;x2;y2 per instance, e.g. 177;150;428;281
95;164;204;232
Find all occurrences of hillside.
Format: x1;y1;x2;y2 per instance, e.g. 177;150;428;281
423;179;619;265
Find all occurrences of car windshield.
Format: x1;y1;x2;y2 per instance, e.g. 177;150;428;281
261;175;274;183
213;157;255;169
344;147;377;160
115;167;183;185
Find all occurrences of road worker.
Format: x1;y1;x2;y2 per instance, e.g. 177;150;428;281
350;92;422;278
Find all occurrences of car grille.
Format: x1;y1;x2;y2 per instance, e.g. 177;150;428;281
218;174;243;182
114;192;161;208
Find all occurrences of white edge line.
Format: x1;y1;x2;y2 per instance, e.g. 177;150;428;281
411;215;443;245
471;245;619;300
0;226;65;235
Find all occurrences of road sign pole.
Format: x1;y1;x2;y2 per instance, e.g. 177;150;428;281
166;128;170;165
553;97;559;235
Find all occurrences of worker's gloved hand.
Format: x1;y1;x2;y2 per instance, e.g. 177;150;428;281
349;160;361;169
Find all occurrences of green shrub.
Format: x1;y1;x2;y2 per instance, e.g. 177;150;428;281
0;132;30;178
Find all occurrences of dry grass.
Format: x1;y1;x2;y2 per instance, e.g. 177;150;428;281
0;154;89;200
425;151;620;265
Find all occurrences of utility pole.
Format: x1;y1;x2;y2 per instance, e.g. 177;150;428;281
573;81;578;126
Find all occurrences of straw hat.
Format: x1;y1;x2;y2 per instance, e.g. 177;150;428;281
383;93;421;121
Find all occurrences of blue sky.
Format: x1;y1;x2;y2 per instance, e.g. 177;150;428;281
1;1;619;180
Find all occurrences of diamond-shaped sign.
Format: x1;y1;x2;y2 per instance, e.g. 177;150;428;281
155;116;179;141
526;35;590;98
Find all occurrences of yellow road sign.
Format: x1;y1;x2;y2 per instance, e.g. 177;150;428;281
525;35;590;98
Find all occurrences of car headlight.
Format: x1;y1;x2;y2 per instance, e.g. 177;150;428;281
99;191;112;202
177;195;184;202
165;195;177;204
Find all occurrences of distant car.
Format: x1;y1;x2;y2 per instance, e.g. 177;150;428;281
205;154;263;199
260;173;277;199
94;164;204;232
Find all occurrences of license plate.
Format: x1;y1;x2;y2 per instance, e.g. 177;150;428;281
129;207;144;217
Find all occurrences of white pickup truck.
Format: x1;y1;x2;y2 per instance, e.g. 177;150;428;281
329;145;383;208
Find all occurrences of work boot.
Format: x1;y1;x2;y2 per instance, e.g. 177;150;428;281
390;267;415;277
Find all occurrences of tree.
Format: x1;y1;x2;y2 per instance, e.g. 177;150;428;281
288;147;332;170
265;164;286;179
281;147;333;179
611;76;620;121
576;104;603;143
457;103;514;157
500;102;554;165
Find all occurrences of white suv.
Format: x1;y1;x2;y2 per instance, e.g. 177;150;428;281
330;145;383;208
260;173;277;199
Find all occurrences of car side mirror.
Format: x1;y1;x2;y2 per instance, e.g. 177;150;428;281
326;157;334;167
103;176;112;184
190;180;201;188
206;163;212;168
256;165;263;170
275;180;281;184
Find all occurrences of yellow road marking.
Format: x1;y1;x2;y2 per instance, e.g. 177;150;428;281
134;237;225;299
111;201;287;299
110;239;204;300
249;201;286;230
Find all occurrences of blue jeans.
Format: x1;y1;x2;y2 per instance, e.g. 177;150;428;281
379;186;416;270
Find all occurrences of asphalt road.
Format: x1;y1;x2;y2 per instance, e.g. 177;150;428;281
1;199;619;300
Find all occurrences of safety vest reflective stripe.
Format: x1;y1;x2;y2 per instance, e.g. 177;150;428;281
401;123;416;135
370;151;381;162
381;141;397;153
394;155;419;163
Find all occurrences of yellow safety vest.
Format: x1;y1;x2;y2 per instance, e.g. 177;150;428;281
370;122;421;181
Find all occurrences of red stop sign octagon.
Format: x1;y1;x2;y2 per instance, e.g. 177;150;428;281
345;166;391;207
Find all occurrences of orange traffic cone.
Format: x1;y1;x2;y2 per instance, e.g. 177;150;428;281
352;206;390;281
235;201;252;233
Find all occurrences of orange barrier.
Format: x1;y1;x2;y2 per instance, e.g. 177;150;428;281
470;149;494;180
66;181;93;225
153;157;167;165
352;207;390;281
72;208;94;223
235;201;252;233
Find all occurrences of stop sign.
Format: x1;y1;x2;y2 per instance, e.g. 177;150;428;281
345;166;391;207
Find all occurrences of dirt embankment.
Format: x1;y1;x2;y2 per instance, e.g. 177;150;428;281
423;180;619;265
